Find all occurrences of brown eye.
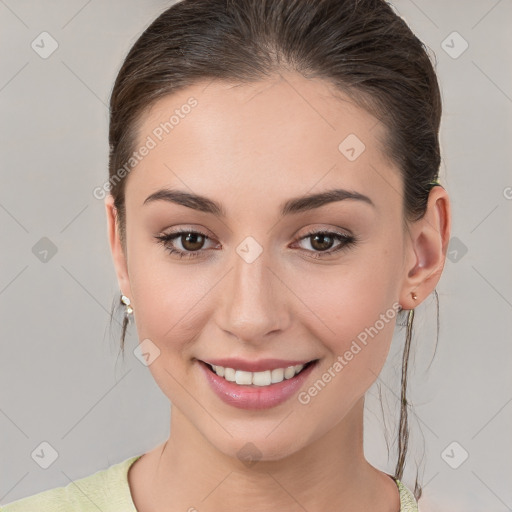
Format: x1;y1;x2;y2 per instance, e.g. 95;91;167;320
309;233;335;252
180;232;206;251
155;229;216;260
294;229;357;259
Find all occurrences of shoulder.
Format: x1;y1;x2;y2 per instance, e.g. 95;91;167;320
395;478;419;512
0;455;142;512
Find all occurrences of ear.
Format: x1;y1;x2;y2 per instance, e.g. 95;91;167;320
399;185;451;310
104;194;132;302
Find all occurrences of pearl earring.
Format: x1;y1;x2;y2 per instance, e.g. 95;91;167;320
121;294;133;315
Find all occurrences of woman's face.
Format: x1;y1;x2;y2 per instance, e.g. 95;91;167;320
107;72;419;460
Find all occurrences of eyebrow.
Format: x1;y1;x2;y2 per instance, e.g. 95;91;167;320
142;187;375;217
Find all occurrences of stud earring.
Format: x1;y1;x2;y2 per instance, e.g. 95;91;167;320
121;294;133;315
411;292;418;301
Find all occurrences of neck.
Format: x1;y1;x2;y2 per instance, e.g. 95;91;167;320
133;397;400;512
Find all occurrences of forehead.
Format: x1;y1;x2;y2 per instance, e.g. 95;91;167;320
126;72;401;214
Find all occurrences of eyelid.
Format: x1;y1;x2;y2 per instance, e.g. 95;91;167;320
162;224;215;237
297;225;353;239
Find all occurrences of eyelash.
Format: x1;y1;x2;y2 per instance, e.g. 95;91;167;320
155;228;357;261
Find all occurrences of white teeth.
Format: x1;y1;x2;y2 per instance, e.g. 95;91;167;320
284;366;296;379
224;367;236;382
270;368;284;383
235;370;253;385
209;363;308;386
252;370;271;386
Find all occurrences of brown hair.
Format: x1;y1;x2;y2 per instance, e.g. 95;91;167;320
108;0;444;500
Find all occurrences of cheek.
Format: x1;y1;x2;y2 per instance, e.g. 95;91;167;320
126;255;212;404
295;304;398;439
293;257;399;347
126;239;210;357
290;261;400;412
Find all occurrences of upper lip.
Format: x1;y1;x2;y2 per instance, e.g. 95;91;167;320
200;358;317;372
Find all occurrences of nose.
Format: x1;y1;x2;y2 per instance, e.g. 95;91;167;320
216;247;289;344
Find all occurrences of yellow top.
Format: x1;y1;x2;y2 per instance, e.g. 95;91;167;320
1;455;419;511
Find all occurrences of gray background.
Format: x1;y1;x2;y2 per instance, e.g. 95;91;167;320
1;1;511;510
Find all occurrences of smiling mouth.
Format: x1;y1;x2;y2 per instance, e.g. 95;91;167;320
203;360;318;387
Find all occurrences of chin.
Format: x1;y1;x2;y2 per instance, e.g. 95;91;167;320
206;427;309;466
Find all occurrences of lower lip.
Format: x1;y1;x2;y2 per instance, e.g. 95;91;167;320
197;360;318;410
